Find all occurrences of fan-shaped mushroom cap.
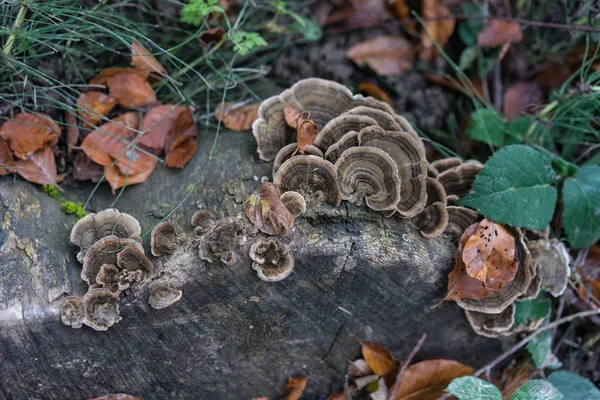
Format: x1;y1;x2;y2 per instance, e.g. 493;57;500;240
191;210;214;236
81;236;144;285
249;237;295;282
358;126;428;217
150;221;180;257
252;96;297;162
517;269;542;301
457;227;532;314
116;244;154;282
70;208;141;263
527;238;570;297
313;114;377;151
464;303;516;338
427;164;440;178
82;288;121;331
272;142;323;176
335;146;401;211
324;130;359;164
431;157;463;174
438;160;483;201
280;191;306;217
195;217;243;265
59;296;85;329
274;155;342;205
445;206;480;240
245;182;294;235
346;106;402;132
426;177;447;206
148;282;182;309
413;202;448;238
96;264;120;293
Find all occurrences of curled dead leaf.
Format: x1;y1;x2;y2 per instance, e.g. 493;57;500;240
64;109;79;154
131;40;167;76
387;0;415;32
477;19;523;47
390;359;474;400
346;35;414;76
420;0;455;61
90;68;156;109
297;112;318;154
89;67;149;86
245;182;295;235
282;376;308;400
361;341;398;376
104;162;156;193
0;139;17;175
139;104;190;151
0;112;61;160
165;136;197;169
503;82;543;121
357;82;394;108
15;146;57;186
215;102;259;131
76;91;117;128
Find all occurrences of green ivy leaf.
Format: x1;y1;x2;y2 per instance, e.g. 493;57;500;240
459;145;557;229
548;371;600;400
510;380;563;400
562;165;600;248
446;376;502;400
514;295;551;326
465;108;506;146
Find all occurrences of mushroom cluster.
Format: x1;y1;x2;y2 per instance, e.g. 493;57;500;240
252;78;453;238
444;209;571;337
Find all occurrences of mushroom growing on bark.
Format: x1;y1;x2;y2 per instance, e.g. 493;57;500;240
527;238;570;297
335;146;401;211
313;114;377;151
191;210;215;236
96;264;121;293
151;221;180;257
116;244;154;287
280;191;306;217
272;143;323;175
249;237;295;282
437;160;483;201
82;288;122;331
59;296;85;329
81;236;144;285
324;130;359;164
245;182;294;235
464;303;516;338
148;282;183;309
410;177;449;238
195;217;244;265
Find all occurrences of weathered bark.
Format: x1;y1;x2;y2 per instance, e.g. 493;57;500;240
0;131;501;399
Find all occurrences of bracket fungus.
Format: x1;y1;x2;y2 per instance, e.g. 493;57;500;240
346;106;402;132
245;182;294;235
445;206;480;240
82;288;122;331
191;210;215;236
249;237;295;282
430;157;463;176
272;142;323;175
148;282;183;309
195;217;245;265
437;160;483;201
313;114;378;151
274;155;342;205
280;191;306;217
527;238;570;297
81;236;144;285
96;264;121;293
70;208;141;263
335;146;401;211
464;303;516;338
324;130;359;164
59;296;85;329
116;245;154;285
150;221;180;257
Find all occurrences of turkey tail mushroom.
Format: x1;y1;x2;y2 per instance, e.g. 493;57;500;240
324;130;359;164
249;237;295;282
59;296;85;329
148;282;182;309
82;288;122;331
150;221;180;257
272;142;323;176
191;210;215;236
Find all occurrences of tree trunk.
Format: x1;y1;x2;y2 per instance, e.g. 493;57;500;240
0;131;501;400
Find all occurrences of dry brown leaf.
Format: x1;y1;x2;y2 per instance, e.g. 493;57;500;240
139;104;190;151
105;71;157;109
361;342;398;376
347;35;415;76
166;137;197;169
80;112;157;177
64;109;79;154
0;139;17;175
358;82;394;107
419;0;455;61
297;112;318;154
391;359;474;400
15;146;57;185
445;222;494;301
425;74;485;100
76;91;117;128
534;64;572;89
199;27;225;49
323;0;388;31
131;40;167;76
387;0;415;32
73;152;104;183
104;162;155;193
283;105;301;128
89;68;149;86
0;112;61;160
477;19;523;47
215;102;259;131
282;376;308;400
245;182;295;235
503;82;543;121
462;218;518;291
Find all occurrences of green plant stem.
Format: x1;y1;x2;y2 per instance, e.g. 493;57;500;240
3;1;29;58
168;38;226;81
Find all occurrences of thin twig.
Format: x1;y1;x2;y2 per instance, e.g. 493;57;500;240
388;333;427;400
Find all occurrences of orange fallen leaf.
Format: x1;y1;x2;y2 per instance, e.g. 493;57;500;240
358;82;394;108
0;139;17;175
391;359;474;400
283;104;301;128
139;104;190;151
346;35;415;76
297;112;318;154
15;146;57;185
387;0;415;32
419;0;455;61
477;19;523;47
282;376;308;400
166;136;197;169
76;91;117;128
104;162;156;193
105;71;157;109
462;218;518;291
199;27;225;49
503;82;543;121
64;109;79;154
215;102;259;131
361;342;398;376
131;40;167;76
0;112;61;160
445;222;494;301
89;67;149;86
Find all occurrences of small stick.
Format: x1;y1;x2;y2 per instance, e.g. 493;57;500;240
388;333;427;400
